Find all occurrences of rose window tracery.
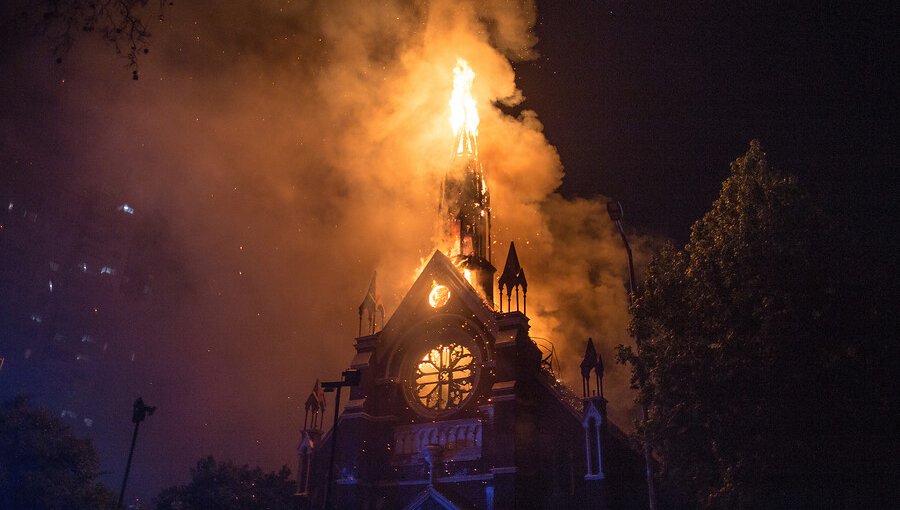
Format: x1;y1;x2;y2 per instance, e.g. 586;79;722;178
412;343;475;412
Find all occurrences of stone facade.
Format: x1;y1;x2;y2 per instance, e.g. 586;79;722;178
296;251;647;509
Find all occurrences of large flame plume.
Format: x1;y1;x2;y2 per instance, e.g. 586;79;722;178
450;58;480;157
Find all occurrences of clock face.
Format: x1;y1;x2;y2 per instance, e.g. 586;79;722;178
404;339;481;417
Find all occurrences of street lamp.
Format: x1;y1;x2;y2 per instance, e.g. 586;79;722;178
607;201;657;510
321;369;361;510
117;397;156;509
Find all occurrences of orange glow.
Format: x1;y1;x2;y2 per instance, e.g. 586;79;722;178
429;283;451;308
463;268;473;285
414;344;475;411
450;58;479;156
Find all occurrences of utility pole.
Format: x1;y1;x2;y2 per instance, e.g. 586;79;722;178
607;201;658;510
321;369;361;510
116;397;155;510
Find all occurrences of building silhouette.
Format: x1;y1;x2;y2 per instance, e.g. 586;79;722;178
0;182;157;436
295;95;647;508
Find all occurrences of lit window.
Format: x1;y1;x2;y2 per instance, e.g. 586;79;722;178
81;335;95;343
100;266;116;275
48;280;53;292
79;263;88;273
31;314;42;323
413;344;475;411
118;204;135;215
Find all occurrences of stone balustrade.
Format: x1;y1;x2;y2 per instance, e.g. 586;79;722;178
392;418;483;464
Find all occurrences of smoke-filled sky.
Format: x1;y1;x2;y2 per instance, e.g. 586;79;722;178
1;0;893;502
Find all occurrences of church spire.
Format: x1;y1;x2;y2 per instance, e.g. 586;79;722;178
440;59;496;305
358;271;385;336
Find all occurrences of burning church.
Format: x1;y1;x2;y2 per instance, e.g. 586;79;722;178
296;60;647;509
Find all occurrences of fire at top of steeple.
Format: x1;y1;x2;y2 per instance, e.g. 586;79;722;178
439;58;495;306
450;59;479;158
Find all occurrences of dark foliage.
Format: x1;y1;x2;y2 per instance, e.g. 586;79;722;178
154;456;297;510
619;141;897;509
20;0;167;78
0;395;116;510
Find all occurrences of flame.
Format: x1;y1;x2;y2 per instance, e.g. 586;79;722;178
463;268;473;285
449;58;479;156
429;282;451;308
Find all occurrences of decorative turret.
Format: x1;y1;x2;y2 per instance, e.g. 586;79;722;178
358;271;385;336
498;242;527;314
580;337;605;398
580;338;598;398
303;379;326;430
298;380;326;496
580;338;608;481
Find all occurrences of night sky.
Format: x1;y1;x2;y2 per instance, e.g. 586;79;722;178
1;0;896;504
516;1;896;240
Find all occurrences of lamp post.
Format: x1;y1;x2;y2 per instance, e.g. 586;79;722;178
607;201;657;510
321;369;361;510
117;397;155;509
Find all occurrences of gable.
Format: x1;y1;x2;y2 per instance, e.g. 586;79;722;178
403;487;467;510
375;251;499;370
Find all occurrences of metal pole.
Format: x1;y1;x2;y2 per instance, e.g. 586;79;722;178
610;205;658;510
323;385;342;510
614;221;637;298
116;420;140;509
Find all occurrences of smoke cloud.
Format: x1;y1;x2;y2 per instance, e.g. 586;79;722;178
1;0;649;497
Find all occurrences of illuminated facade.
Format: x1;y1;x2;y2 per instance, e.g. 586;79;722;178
297;250;647;509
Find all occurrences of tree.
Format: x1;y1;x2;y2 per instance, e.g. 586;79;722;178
0;395;116;510
154;456;297;510
15;0;167;78
619;141;896;509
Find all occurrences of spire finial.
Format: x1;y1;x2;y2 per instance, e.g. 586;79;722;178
580;338;598;398
304;379;326;430
358;271;385;335
596;352;605;398
498;242;527;313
